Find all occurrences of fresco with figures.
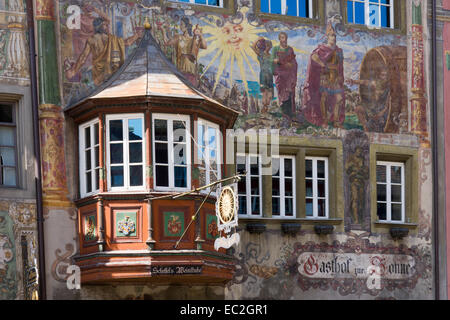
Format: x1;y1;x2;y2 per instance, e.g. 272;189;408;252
59;0;407;136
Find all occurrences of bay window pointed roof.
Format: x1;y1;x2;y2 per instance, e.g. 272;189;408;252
66;28;238;128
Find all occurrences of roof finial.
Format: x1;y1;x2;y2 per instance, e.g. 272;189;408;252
144;16;151;30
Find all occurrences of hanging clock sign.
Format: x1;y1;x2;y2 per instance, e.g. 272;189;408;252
214;185;240;251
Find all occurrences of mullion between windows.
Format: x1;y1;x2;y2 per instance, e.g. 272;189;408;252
153;118;168;189
401;164;405;222
325;160;329;218
129;118;144;188
90;124;96;192
205;125;211;187
168;120;174;189
259;157;262;216
246;156;251;216
386;163;392;222
364;0;369;27
312;158;318;217
280;159;286;217
390;2;394;29
272;158;281;217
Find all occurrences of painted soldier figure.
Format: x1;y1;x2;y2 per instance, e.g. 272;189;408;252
303;23;345;128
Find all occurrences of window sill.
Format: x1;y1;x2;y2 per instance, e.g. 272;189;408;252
256;12;322;25
374;221;418;229
343;22;405;35
0;185;20;190
238;217;342;235
163;0;235;15
238;217;343;224
238;216;302;223
298;218;343;225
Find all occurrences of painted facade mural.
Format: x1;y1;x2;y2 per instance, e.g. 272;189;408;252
0;209;16;299
0;0;29;85
60;0;144;105
59;0;410;137
0;201;39;300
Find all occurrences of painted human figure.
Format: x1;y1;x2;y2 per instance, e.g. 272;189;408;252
239;91;249;114
345;146;369;225
165;17;207;87
303;23;345;128
346;69;391;132
66;17;142;86
272;32;298;117
68;3;111;77
251;37;274;112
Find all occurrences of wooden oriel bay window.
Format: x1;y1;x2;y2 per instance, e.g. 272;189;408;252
78;112;233;198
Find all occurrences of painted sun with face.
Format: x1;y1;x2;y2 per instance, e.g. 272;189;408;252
199;13;260;94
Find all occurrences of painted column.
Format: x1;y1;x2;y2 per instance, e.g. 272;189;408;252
36;0;71;208
5;0;28;80
410;2;428;145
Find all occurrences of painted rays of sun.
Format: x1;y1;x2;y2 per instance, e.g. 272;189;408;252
198;13;309;96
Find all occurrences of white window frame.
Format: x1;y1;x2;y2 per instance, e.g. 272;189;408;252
169;0;224;8
106;114;146;192
236;154;263;217
271;155;296;218
0;103;18;188
262;0;314;18
376;161;405;223
305;156;329;219
152;113;191;192
197;118;222;194
348;0;395;29
79;119;101;197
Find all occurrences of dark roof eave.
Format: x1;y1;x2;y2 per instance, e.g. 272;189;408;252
66;94;239;129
